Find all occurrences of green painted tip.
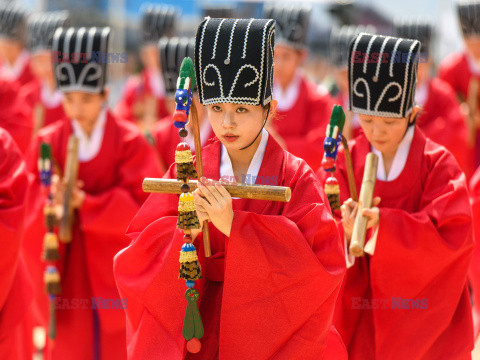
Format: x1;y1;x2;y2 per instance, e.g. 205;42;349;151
179;57;196;90
40;142;51;160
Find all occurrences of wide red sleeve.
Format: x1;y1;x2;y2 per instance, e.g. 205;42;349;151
0;78;33;153
0;129;32;339
469;168;480;334
369;149;474;357
0;130;29;309
114;77;139;122
220;165;345;359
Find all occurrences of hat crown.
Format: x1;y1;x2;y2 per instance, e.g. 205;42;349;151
26;11;69;52
348;33;421;118
262;5;310;48
394;19;432;54
330;24;377;67
0;4;27;41
159;37;196;95
53;27;111;94
195;18;275;106
141;4;176;43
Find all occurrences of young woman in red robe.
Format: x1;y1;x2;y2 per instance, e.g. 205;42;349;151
438;2;480;171
395;20;472;179
22;27;161;360
0;128;33;360
318;33;475;359
261;5;333;170
114;18;347;359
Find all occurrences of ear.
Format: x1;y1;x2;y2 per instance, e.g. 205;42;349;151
299;49;308;64
102;87;110;102
267;100;278;121
408;105;421;125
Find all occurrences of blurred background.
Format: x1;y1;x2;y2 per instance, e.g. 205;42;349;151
9;0;464;105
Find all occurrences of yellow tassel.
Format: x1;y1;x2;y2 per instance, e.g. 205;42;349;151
42;232;60;261
177;193;200;230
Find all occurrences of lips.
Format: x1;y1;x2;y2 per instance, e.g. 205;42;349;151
223;134;239;143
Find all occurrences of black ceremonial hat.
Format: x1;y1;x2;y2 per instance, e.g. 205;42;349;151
26;11;69;53
395;19;432;55
203;5;235;19
195;18;275;106
348;33;421;118
0;4;27;42
330;25;377;68
52;27;111;94
262;4;310;49
141;4;176;43
457;1;480;37
159;37;195;96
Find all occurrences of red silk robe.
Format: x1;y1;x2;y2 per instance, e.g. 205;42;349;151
438;51;480;170
318;127;474;359
23;111;162;360
114;70;169;123
0;128;33;360
469;167;480;335
114;135;348;359
417;77;472;178
0;76;33;153
272;76;333;171
19;79;65;129
151;116;215;172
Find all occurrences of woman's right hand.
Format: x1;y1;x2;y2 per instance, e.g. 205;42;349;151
341;198;358;241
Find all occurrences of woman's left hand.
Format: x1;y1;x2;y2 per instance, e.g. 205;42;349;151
193;177;234;237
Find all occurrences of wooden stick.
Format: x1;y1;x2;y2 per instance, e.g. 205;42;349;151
349;153;378;257
143;178;292;202
341;136;358;202
190;101;212;257
59;135;79;243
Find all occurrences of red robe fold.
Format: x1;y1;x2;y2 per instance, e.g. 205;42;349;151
318;128;474;359
417;77;472;178
114;70;169;123
114;135;347;359
19;79;65;129
0;76;33;153
469;167;480;335
272;76;333;170
151;116;215;172
0;128;33;360
438;51;480;170
22;111;162;360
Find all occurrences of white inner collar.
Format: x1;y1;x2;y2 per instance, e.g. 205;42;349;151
371;125;415;181
273;70;302;111
147;69;166;98
1;49;29;79
71;107;107;162
220;128;269;185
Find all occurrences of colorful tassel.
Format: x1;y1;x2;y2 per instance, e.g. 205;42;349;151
43;203;58;229
325;176;341;211
175;143;198;181
42;232;60;261
177;193;200;230
179;243;202;281
183;288;204;353
44;265;61;295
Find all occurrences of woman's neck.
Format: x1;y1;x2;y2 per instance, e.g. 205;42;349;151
227;132;263;182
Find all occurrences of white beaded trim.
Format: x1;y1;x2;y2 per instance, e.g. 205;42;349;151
225;19;239;65
242;18;254;59
211;19;225;60
363;35;377;74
